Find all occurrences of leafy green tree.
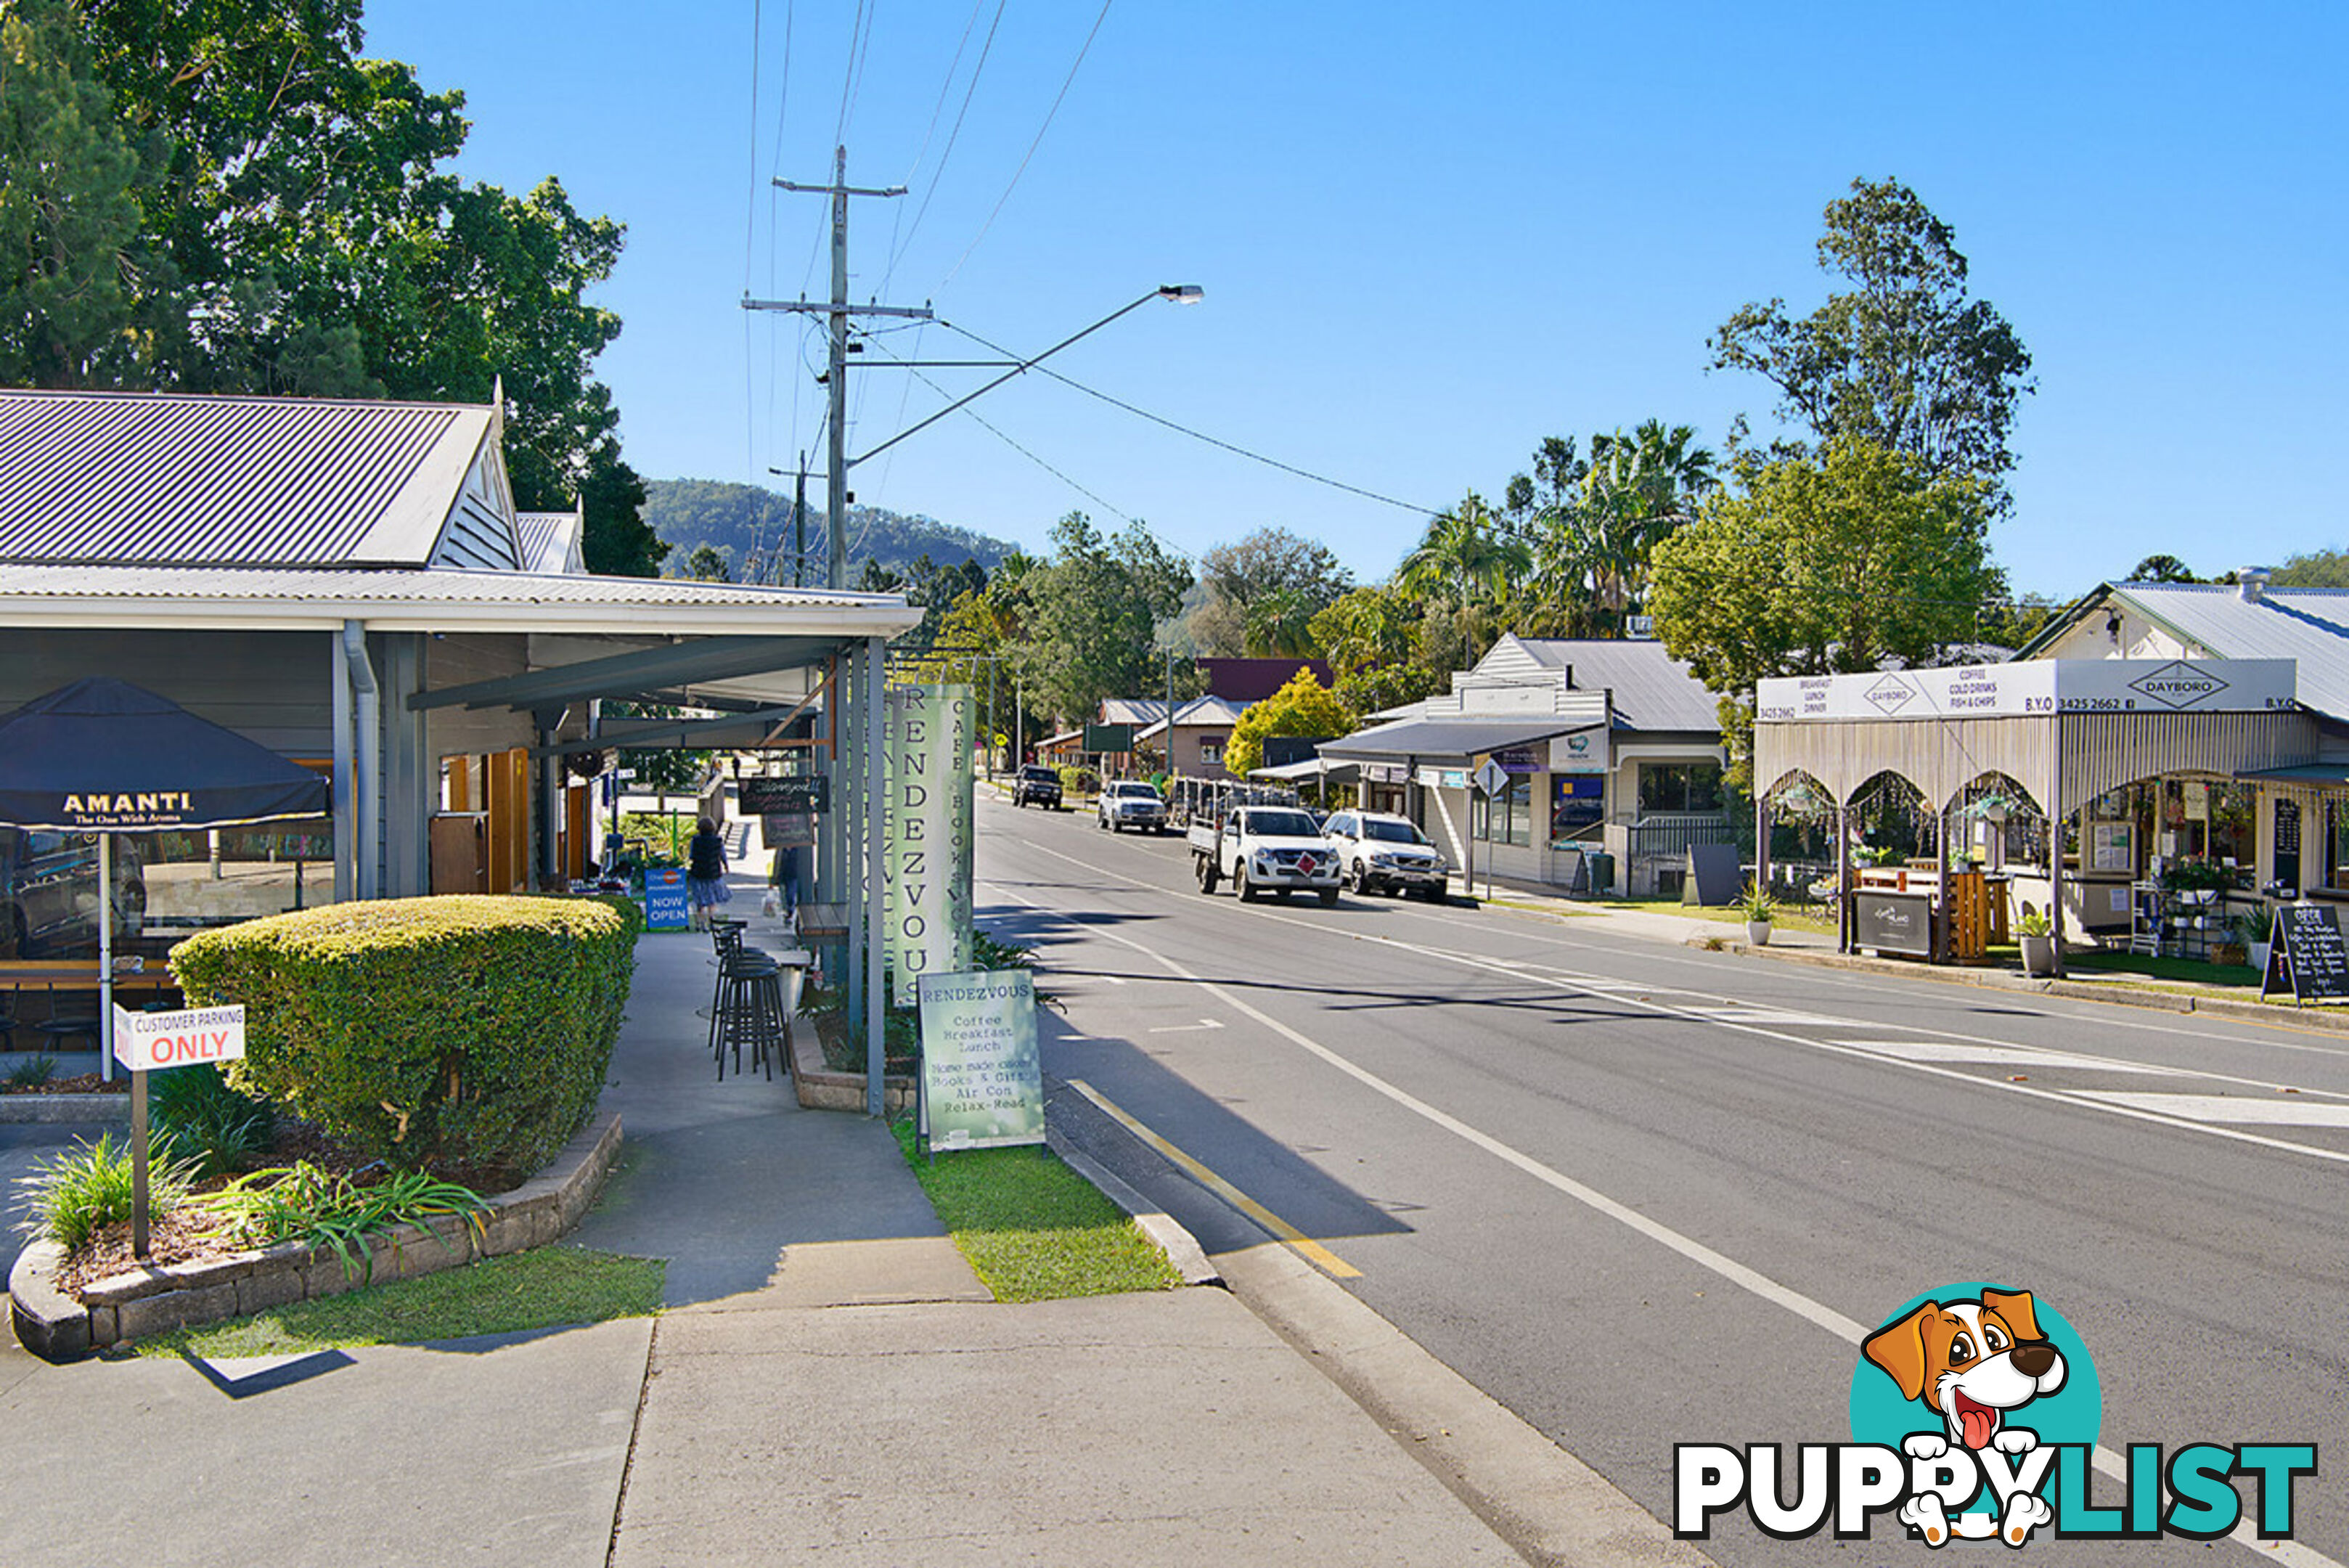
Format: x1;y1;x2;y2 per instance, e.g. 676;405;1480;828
1649;438;1996;788
1711;178;2033;507
1188;526;1353;658
1018;513;1191;727
1309;584;1441;713
683;544;730;582
2272;550;2349;589
0;1;169;387
1400;491;1529;611
1223;668;1357;778
2125;554;2198;584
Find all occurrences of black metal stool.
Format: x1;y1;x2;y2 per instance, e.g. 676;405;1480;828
32;984;99;1053
713;949;786;1081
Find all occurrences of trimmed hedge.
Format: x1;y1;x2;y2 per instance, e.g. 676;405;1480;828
171;896;639;1181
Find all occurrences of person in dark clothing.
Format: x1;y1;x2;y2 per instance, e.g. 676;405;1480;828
686;817;730;931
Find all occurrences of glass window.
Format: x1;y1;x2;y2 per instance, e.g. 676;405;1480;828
1363;819;1429;845
1551;775;1606;845
1473;777;1532;846
1638;762;1723;815
2329;801;2349;894
1198;737;1224;764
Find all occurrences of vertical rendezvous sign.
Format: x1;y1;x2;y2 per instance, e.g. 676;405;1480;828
886;682;975;1005
917;969;1042;1149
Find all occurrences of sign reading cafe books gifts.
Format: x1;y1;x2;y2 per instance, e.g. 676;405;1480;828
917;970;1042;1150
885;682;976;1005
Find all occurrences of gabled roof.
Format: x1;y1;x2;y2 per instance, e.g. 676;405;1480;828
1103;695;1246;734
518;509;586;576
0;388;504;569
2020;582;2349;725
1473;634;1720;732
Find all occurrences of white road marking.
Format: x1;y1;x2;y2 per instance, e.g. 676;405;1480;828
1145;1018;1226;1034
2072;1092;2349;1126
987;871;2344;1568
1826;1040;2191;1075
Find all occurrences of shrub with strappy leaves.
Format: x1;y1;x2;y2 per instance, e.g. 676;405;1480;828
201;1161;488;1283
171;896;637;1180
15;1131;197;1251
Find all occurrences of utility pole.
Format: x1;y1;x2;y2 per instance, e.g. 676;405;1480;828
1164;648;1176;779
745;147;931;590
792;454;808;588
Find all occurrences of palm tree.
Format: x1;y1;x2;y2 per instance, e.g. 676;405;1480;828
1244;587;1319;658
1398;491;1531;613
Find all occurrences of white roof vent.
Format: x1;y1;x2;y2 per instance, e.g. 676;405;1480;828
2239;566;2273;603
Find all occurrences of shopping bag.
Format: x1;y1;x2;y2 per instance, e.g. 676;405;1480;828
761;889;780;918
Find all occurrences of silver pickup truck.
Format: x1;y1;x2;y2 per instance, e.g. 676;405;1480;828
1187;806;1340;906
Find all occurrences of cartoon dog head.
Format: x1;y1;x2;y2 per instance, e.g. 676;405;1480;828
1863;1288;2066;1450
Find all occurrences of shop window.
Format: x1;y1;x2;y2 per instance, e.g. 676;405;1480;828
1551;775;1605;845
1474;775;1532;847
1638;761;1723;815
2329;801;2349;894
1198;737;1224;765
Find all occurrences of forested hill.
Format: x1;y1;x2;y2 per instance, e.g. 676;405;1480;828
642;478;1018;581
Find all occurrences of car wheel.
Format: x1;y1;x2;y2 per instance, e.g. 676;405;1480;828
1421;884;1444;903
1197;858;1220;894
1318;886;1339;908
1236;865;1257;903
1346;861;1365;894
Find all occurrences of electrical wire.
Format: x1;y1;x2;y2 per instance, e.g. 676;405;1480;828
833;0;869;144
880;0;987;295
938;0;1113;290
840;0;881;144
887;0;1007;282
743;0;762;483
937;318;1445;516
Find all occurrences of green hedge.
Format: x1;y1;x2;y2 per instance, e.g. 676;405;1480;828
171;895;639;1181
1057;764;1100;796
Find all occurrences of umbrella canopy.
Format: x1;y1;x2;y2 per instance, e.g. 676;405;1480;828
0;677;327;830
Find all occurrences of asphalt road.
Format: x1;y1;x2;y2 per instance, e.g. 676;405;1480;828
981;791;2349;1568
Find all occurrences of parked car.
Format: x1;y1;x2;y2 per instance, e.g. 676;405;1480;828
0;827;146;957
1323;811;1448;901
1186;806;1340;906
1097;780;1168;834
1012;764;1064;810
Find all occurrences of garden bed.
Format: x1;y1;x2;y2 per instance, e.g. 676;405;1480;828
10;1111;622;1362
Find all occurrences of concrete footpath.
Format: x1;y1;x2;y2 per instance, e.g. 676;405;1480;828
0;873;1706;1568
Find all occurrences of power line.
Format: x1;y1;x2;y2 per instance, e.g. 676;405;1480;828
833;0;870;144
743;0;762;482
937;318;1445;516
887;0;1007;282
880;0;988;295
939;0;1113;290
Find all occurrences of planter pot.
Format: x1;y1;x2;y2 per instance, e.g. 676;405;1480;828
2019;934;2058;976
1746;920;1773;947
2249;941;2271;974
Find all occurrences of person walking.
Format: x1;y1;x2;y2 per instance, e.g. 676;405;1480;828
686;817;730;931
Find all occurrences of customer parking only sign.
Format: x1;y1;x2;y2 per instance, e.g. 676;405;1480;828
113;1003;246;1072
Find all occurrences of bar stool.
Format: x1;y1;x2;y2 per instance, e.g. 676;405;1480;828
33;984;100;1053
0;992;15;1051
707;923;774;1058
713;948;787;1081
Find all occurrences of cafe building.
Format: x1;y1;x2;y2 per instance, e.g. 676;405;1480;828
1751;572;2349;970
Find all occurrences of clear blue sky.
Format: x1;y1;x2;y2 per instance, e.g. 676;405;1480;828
361;1;2345;600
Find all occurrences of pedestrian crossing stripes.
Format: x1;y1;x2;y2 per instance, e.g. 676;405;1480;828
1825;1040;2190;1075
2071;1091;2349;1126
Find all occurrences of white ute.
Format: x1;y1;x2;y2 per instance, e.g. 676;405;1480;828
1187;805;1341;907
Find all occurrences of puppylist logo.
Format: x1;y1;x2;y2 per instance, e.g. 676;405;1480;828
1675;1283;2316;1548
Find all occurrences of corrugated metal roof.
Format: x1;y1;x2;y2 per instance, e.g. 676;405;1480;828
1132;696;1246;740
515;510;584;575
1482;637;1720;731
0;562;910;611
2110;584;2349;724
0;389;490;567
1320;714;1603;765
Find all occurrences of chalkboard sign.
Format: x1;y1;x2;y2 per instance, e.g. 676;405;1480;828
2261;902;2349;1004
740;775;827;816
2274;798;2301;883
1683;842;1743;907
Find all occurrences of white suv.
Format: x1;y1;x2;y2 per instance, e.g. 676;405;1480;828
1096;780;1168;834
1323;810;1448;901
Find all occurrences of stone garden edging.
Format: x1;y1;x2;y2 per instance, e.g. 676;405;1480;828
8;1110;624;1363
788;1022;915;1115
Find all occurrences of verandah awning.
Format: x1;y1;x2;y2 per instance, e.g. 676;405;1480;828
1318;714;1603;769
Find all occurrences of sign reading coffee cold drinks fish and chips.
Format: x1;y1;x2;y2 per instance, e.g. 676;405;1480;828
1756;659;2297;723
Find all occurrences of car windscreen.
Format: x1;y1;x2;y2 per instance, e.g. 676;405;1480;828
1111;784;1160;799
1363;820;1429;845
1024;768;1058;781
1243;810;1320;837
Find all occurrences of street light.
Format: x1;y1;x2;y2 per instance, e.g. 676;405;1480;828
851;285;1206;467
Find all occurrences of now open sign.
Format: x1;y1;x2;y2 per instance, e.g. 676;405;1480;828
112;1004;246;1072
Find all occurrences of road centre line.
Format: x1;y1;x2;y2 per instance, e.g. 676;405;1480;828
988;870;2348;1568
1062;1078;1359;1279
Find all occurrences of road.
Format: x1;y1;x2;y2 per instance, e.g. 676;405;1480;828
979;791;2348;1568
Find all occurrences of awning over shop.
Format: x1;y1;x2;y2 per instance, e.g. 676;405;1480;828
1246;756;1360;783
1318;714;1603;768
2236;762;2349;785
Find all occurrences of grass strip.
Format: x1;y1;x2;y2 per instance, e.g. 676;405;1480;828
2066;950;2260;989
128;1245;664;1357
892;1122;1180;1302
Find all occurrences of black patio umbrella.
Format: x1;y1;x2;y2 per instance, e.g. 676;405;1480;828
0;676;327;1074
0;677;328;1256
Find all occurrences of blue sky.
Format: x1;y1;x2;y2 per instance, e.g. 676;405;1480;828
361;1;2345;600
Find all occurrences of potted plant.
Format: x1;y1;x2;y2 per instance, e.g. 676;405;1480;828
1740;881;1776;947
2238;906;2276;973
2017;910;2058;976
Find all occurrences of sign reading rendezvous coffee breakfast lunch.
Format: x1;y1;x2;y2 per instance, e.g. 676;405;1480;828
917;970;1042;1150
886;682;976;1005
1755;659;2297;723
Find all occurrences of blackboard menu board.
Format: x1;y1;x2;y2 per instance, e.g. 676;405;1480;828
2262;902;2349;1004
740;775;827;815
1853;890;1935;957
2274;798;2301;883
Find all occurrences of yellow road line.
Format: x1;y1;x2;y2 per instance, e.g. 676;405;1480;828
1066;1078;1363;1279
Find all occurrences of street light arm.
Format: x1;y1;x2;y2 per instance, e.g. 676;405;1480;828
850;285;1199;469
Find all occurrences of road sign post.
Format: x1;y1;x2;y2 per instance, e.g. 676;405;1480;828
1474;759;1508;902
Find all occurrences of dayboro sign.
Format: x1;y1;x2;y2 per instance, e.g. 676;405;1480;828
916;969;1042;1149
1756;660;2297;724
886;682;976;1005
113;1003;245;1072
